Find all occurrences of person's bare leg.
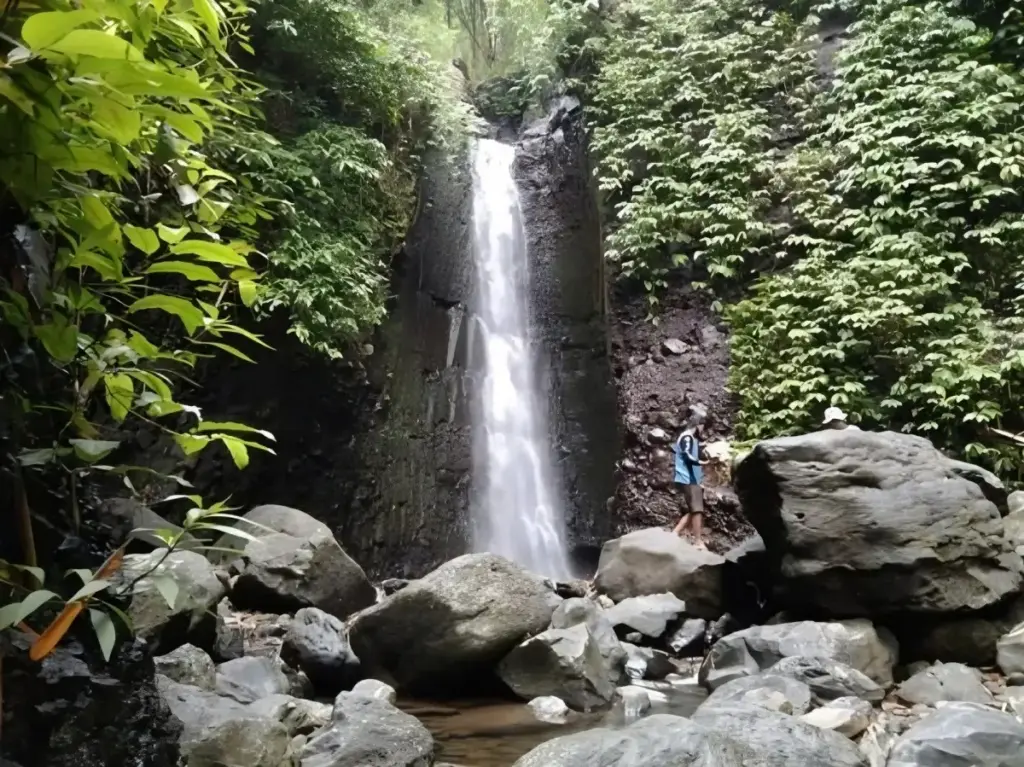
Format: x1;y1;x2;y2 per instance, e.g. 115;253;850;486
673;513;690;537
691;513;706;549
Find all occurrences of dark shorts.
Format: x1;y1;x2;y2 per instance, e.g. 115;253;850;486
678;483;704;514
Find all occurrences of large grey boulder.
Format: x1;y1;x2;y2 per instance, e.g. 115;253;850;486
896;662;993;706
735;430;1023;616
512;713;744;767
691;703;867;766
887;702;1024;766
214;656;290;704
154;644;216;690
348;553;561;694
499;623;618;711
231;530;376;621
281;607;361;695
699;673;814;715
605;593;688;639
212;504;332;562
767;656;885;703
594;529;725;618
667;618;707;656
116;550;225;652
699;620;896;691
550;597;627;682
299;692;434;767
155;676;292;767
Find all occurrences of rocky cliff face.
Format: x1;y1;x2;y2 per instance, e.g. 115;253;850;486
515;97;620;571
338;146;476;579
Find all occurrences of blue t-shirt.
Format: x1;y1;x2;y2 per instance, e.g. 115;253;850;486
673;432;702;485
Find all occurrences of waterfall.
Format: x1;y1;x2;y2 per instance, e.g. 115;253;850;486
468;138;571;580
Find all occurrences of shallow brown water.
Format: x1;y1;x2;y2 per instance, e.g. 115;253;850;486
400;684;708;767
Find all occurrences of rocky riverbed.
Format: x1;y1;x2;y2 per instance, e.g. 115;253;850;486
7;428;1024;767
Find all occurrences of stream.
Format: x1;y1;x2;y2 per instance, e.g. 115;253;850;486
400;683;708;766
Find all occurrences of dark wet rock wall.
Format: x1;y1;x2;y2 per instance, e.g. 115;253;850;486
515;101;620;572
338;147;476;579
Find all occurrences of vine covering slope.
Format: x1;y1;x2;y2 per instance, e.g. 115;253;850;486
589;0;1024;479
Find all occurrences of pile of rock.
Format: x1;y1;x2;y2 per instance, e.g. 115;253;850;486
13;429;1024;767
508;429;1024;766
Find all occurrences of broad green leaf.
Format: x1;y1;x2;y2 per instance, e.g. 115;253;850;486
157;223;190;244
194;340;255;363
124;225;160;255
93;98;142;145
18;447;59;466
0;589;60;629
103;372;134;422
47;29;143;61
220;435;249;469
69;249;120;281
196;421;275;441
146;260;220;282
175;433;210;455
170;239;249;267
35;318;79;363
69;438;121;462
69;578;112;602
194;521;259;541
148;575;179;610
12;564;46;586
192;0;223;43
128;295;205;335
127;369;173;400
21;9;100;50
89;608;117;661
238;279;258;307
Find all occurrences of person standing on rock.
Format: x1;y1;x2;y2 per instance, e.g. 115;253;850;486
822;406;860;430
671;411;708;548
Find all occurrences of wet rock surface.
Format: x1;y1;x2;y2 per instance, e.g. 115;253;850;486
1;636;181;767
281;606;361;695
348;553;561;694
115;549;225;653
300;692;435;767
515;99;620;562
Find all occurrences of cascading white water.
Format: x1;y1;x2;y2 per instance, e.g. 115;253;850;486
468;138;571;580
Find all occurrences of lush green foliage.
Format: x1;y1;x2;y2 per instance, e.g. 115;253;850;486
233;0;475;357
591;0;1024;476
730;0;1024;474
590;0;817;311
0;0;276;657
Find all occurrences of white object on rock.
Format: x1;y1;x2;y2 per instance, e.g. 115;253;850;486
527;696;570;724
350;679;397;705
801;696;874;738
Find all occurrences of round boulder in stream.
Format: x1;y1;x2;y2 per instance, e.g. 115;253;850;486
348;553;561;695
